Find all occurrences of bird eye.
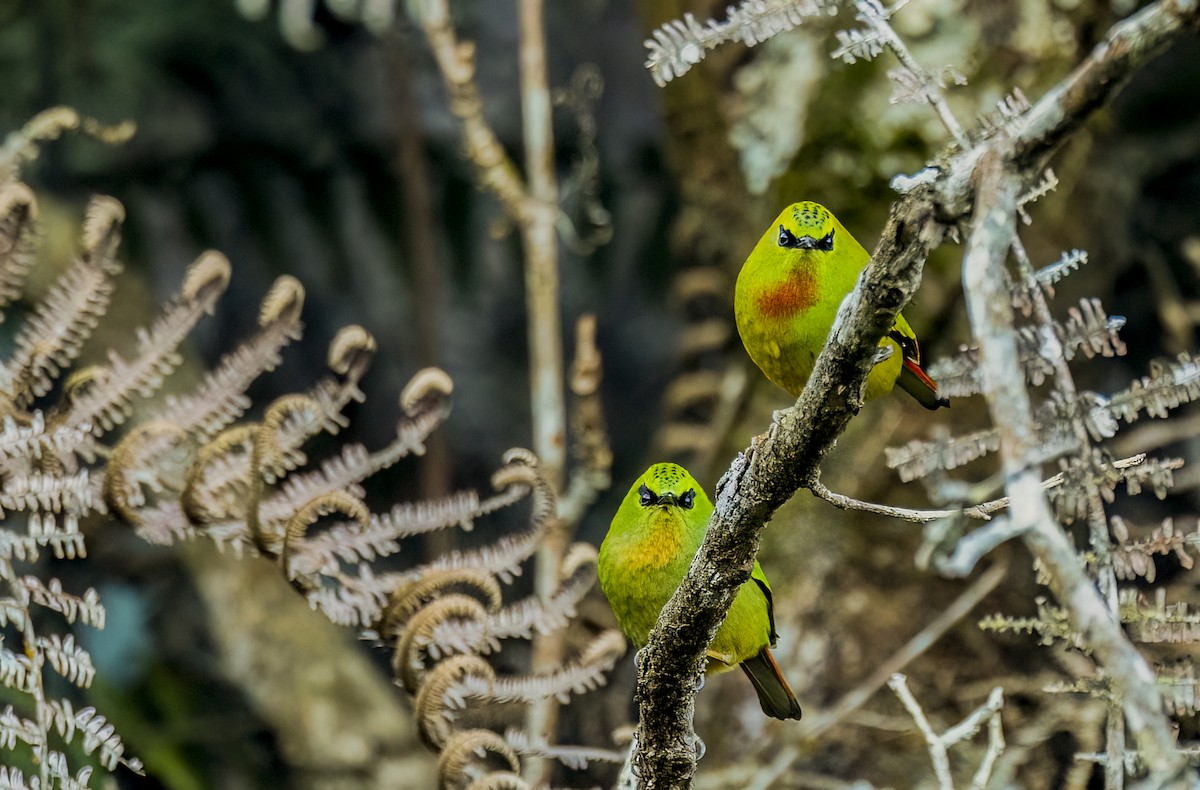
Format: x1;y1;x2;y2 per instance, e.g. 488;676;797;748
777;225;799;248
679;489;695;510
816;229;834;251
638;484;655;506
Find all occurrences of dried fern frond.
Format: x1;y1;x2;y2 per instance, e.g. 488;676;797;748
0;528;87;564
393;593;497;689
0;197;124;407
0;645;34;693
104;421;191;532
0;413;91;468
149;275;305;439
38;634;95;688
255;326;376;482
1110;516;1197;583
978;597;1081;650
503;726;624;770
1048;451;1181;525
885;427;1001;482
395;543;599;675
0;471;96;519
1010;249;1088;315
280;490;370;581
1157;660;1200;717
415;632;625;749
258;367;453;527
292;490;482;571
975;87;1031;140
437;729;523;788
0;183;38;318
17;577;104;628
1016;168;1058;225
382;456;550;588
469;629;626;706
925;298;1126;397
1121;588;1200;644
56;252;231;435
0;108;133;181
43;700;143;774
383;569;505;639
1107;352;1200;424
180;424;257;529
0;705;40;749
477;543;598;645
644;0;836;87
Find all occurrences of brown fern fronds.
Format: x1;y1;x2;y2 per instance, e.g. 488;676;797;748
0;197;124;407
1157;660;1200;717
257;367;453;526
56;252;231;435
1108;352;1200;424
0;183;38;317
979;594;1084;647
437;729;523;788
149;275;305;438
927;298;1126;398
1121;588;1200;644
1110;516;1198;583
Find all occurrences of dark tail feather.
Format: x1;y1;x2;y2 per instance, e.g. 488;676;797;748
899;358;950;410
740;648;802;720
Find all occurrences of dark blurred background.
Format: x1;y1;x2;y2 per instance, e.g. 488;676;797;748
2;0;1199;786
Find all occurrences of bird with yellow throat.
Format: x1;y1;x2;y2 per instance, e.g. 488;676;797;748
598;463;802;720
735;201;948;409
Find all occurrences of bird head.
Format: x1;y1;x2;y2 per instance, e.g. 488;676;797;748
632;463;706;512
774;201;838;254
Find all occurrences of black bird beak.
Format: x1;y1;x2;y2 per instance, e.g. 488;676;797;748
794;235;821;249
655;492;679;506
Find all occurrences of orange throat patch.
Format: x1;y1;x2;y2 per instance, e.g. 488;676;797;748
754;268;816;319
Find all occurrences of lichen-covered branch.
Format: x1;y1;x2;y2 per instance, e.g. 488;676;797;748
1013;0;1200;169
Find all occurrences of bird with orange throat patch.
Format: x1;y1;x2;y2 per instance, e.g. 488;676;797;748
735;201;948;409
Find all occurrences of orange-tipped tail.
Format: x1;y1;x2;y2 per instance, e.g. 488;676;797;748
899;357;950;410
740;647;802;720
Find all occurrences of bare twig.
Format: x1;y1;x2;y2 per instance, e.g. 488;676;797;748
515;0;570;782
810;454;1155;526
888;675;1006;790
889;674;955;789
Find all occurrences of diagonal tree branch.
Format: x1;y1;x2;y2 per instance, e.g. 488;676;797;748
632;1;1200;785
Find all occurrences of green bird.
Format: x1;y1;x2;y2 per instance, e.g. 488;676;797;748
735;200;948;409
598;463;802;720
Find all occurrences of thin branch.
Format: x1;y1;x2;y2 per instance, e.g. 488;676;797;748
514;0;570;783
888;674;954;790
809;454;1156;526
808;476;1001;522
